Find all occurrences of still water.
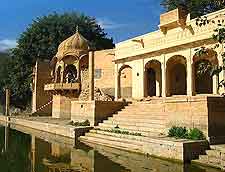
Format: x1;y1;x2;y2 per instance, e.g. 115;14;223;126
0;125;222;172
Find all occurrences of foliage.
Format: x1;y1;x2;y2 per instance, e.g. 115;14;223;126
168;126;188;139
188;128;205;140
161;0;225;18
16;12;114;63
195;13;225;89
69;120;90;127
96;128;142;136
195;59;214;78
0;52;11;106
168;126;205;140
0;12;114;108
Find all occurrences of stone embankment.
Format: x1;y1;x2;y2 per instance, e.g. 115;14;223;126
80;101;208;162
193;145;225;170
0;115;92;140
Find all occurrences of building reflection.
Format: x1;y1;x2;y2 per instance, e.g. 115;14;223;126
0;124;221;172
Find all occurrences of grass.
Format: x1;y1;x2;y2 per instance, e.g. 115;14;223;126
95;128;142;136
68;120;90;127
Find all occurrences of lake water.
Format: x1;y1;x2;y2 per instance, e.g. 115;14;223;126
0;125;221;172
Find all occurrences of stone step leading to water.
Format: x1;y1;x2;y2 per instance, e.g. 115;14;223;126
193;145;225;170
98;123;166;133
79;135;143;153
80;102;170;155
89;129;161;141
110;114;168;120
94;127;163;137
103;119;166;127
106;117;166;125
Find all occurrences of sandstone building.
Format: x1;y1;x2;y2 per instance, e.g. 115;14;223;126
32;8;225;144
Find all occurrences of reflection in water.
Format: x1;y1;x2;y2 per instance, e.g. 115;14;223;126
0;125;222;172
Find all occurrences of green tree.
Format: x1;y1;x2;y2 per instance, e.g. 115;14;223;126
194;12;225;93
3;12;115;108
161;0;225;18
0;52;10;108
16;12;114;63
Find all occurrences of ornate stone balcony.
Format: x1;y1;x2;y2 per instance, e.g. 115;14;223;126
44;83;80;91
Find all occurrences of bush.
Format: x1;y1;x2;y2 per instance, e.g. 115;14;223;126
168;126;205;140
69;120;90;127
188;128;205;140
168;126;188;139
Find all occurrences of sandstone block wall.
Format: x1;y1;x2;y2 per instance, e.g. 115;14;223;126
208;97;225;139
52;95;73;119
160;96;225;142
164;96;209;137
71;101;127;126
94;49;115;97
32;60;52;115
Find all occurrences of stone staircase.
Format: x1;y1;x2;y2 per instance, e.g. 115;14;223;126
79;100;169;153
193;145;225;170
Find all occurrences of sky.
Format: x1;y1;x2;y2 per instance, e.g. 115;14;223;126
0;0;164;52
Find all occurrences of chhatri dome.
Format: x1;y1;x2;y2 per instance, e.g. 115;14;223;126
56;26;89;61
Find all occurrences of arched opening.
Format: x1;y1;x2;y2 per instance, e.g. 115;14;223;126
147;68;156;96
195;60;213;94
166;56;187;96
145;60;161;97
64;64;78;83
193;49;218;95
119;65;132;99
56;66;62;83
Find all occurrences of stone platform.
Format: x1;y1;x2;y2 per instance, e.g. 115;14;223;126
193;144;225;170
0;115;93;139
80;95;225;162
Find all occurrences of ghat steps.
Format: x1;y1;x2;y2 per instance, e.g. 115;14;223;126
193;145;225;170
80;101;169;152
84;142;186;172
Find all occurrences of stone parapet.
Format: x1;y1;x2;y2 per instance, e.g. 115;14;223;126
52;95;73;119
44;83;80;91
71;101;127;126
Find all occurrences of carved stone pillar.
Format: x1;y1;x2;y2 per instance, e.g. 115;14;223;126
115;64;119;100
161;57;166;97
187;55;193;96
89;51;95;101
5;88;10;116
213;74;219;95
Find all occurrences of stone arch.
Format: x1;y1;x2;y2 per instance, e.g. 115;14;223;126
118;65;132;99
55;66;62;83
193;49;218;94
63;55;79;65
145;60;162;97
166;55;187;96
64;64;78;83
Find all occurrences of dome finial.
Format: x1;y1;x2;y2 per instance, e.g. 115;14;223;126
76;25;79;33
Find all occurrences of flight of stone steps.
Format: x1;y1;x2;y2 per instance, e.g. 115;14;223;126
86;142;186;172
193;145;225;170
80;100;169;153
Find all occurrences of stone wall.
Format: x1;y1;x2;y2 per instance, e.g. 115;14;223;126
52;95;73;119
94;49;115;97
153;96;225;142
164;96;209;137
32;60;52;115
208;97;225;142
71;101;127;126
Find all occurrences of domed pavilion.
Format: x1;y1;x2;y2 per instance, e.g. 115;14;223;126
45;27;91;97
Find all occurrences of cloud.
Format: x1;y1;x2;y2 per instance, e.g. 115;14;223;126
97;18;127;30
0;39;17;52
